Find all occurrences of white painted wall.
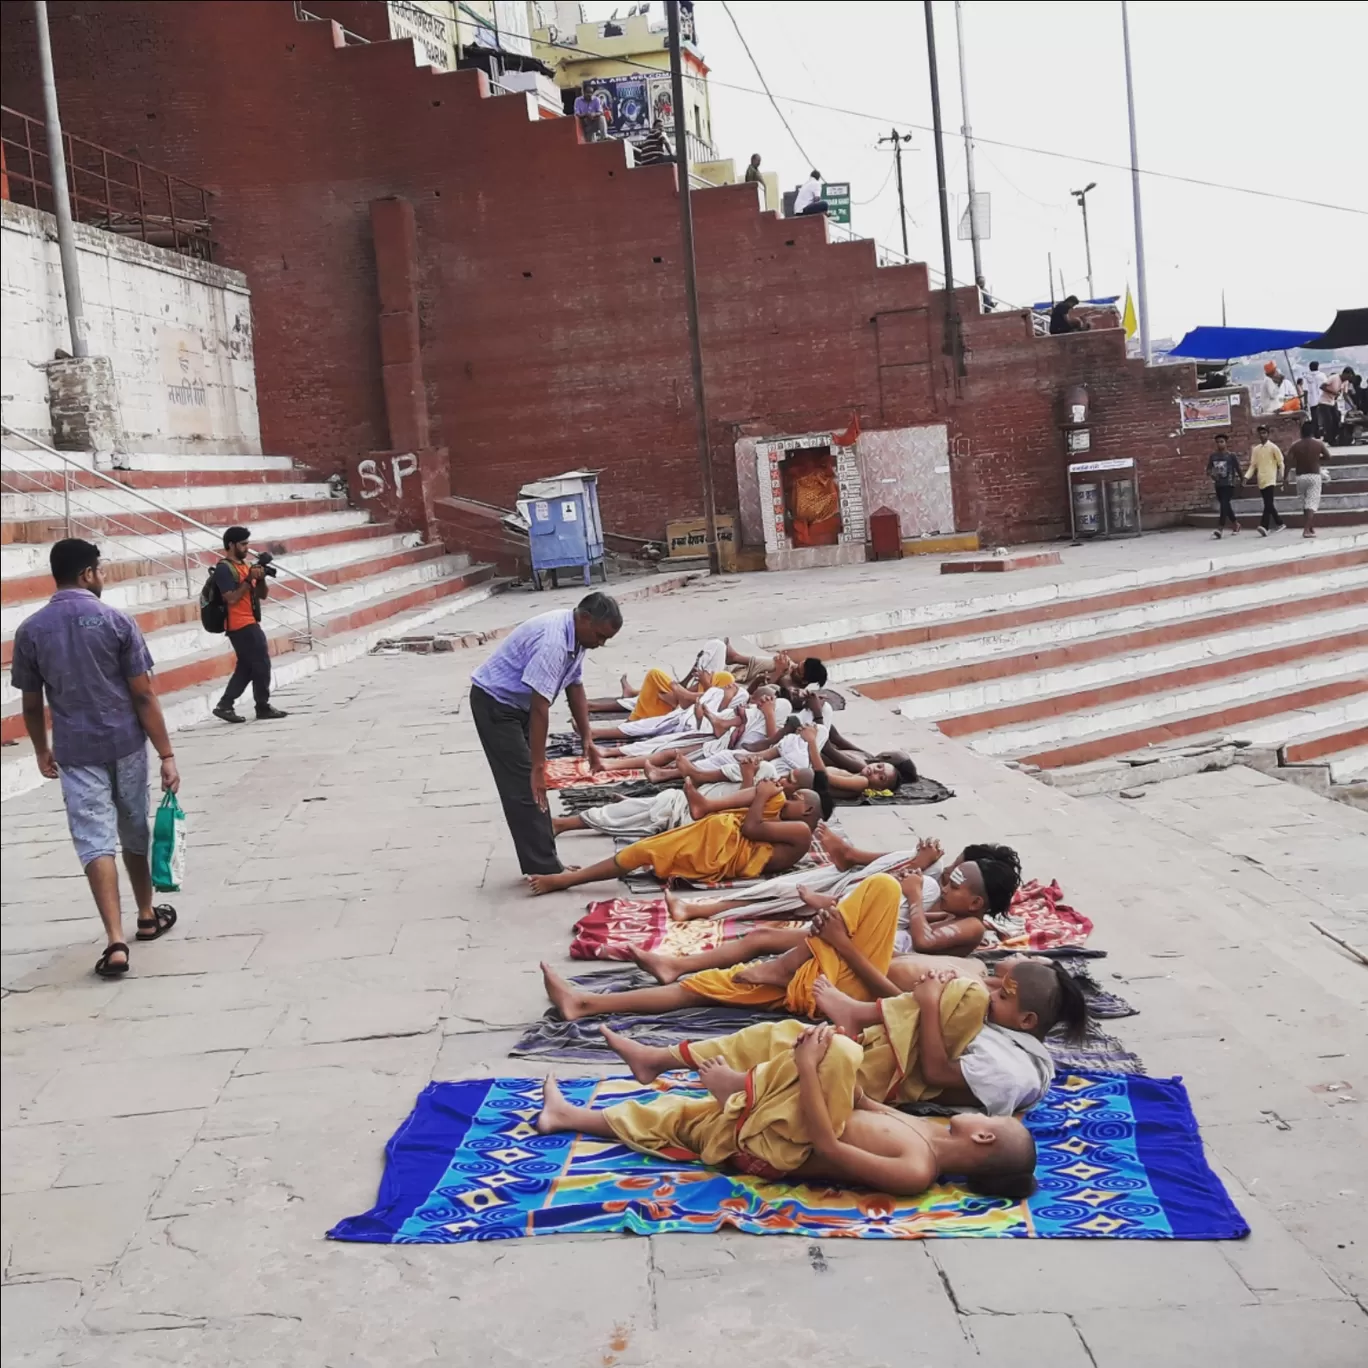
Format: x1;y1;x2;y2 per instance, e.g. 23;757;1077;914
0;200;261;455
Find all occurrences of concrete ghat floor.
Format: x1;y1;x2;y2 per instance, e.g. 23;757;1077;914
2;544;1366;1368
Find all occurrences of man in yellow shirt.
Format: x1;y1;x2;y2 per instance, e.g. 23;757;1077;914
1244;424;1286;536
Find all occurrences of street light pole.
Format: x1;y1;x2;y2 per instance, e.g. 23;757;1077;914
1070;181;1096;299
1121;0;1151;362
33;0;88;357
953;1;983;284
876;127;913;260
666;0;720;575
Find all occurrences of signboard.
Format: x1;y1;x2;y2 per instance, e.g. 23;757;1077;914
388;1;457;71
1179;394;1232;430
822;182;852;225
584;75;654;142
667;514;736;569
957;191;991;240
1067;458;1135;474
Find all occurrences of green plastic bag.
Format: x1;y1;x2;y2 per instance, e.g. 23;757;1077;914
150;790;187;893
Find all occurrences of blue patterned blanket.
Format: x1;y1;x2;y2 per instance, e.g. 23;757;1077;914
328;1071;1247;1244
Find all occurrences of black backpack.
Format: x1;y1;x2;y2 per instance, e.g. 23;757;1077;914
199;561;228;634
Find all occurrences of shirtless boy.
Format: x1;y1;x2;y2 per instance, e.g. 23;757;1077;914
537;1023;1037;1199
526;780;820;895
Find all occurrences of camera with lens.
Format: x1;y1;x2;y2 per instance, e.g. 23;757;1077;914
254;551;279;579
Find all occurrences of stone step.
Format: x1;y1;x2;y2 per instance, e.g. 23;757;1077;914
849;572;1367;698
1224;488;1368;513
0;447;298;473
1280;720;1368;765
2;478;335;520
0;568;503;801
898;596;1367;722
0;514;396;588
993;657;1368;769
768;532;1368;659
1;545;468;674
1;497;349;544
935;620;1368;739
1;531;427;629
1185;508;1368;530
0;507;375;577
1326;747;1368;784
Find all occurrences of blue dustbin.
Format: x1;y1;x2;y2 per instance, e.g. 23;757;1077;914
516;470;607;590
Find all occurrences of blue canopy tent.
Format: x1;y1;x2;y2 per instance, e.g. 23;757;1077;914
1166;326;1319;361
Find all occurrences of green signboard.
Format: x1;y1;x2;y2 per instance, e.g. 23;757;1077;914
822;182;851;225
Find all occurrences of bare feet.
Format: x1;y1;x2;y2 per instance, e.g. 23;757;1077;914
644;761;677;782
626;943;684;984
552;815;586;836
818;824;855;870
735;955;795;987
797;883;838;916
536;1075;576;1134
600;1025;674;1083
526;870;577;895
541;962;595;1021
683;776;708;821
812;974;869;1037
620;673;632;697
698;1057;749;1104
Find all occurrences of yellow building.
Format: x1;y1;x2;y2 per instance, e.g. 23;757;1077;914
528;3;779;210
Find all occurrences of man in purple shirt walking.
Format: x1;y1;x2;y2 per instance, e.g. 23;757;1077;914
470;592;622;875
11;539;182;978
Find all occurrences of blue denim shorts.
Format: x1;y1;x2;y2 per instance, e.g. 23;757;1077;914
58;747;150;868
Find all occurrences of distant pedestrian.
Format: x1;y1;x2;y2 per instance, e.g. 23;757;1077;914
976;275;996;313
470;593;622;876
1319;368;1344;444
11;539;181;978
1244;424;1286;535
1288;421;1331;538
574;86;607;142
793;170;828;217
1049;296;1085;335
1260;361;1298;415
744;152;763;184
1205;433;1242;538
635;120;674;165
1303;360;1325;435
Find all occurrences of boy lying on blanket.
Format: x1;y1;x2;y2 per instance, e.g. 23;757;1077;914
536;1018;1037;1199
590;674;748;745
596;685;792;767
539;852;1021;1019
526;780;821;896
663;838;1019;959
595;945;1089;1119
552;769;832;840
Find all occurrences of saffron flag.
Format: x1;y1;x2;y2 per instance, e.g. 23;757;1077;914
1122;288;1138;339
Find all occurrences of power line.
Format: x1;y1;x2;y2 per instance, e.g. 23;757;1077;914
531;33;1363;217
719;1;817;171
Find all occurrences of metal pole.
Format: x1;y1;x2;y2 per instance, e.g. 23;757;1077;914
1048;251;1055;306
1080;194;1094;298
33;1;88;358
666;0;720;576
61;463;71;537
877;128;912;260
953;1;982;283
180;527;192;599
1121;0;1151;362
924;1;962;378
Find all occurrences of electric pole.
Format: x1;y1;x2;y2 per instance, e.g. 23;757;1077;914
876;128;913;261
953;1;983;284
666;0;720;575
1121;0;1151;363
1070;181;1096;299
924;1;962;378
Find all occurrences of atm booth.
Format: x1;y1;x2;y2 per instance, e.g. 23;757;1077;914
514;470;608;590
1067;457;1142;542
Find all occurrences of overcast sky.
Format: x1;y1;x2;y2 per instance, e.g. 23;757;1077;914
583;1;1366;342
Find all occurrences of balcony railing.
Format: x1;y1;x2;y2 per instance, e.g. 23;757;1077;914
1;105;214;261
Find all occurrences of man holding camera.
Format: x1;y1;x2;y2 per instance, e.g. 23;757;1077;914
211;526;287;723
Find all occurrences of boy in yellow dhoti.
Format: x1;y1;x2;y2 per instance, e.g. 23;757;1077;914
537;1023;1037;1197
541;867;904;1017
598;955;1087;1117
526;780;818;896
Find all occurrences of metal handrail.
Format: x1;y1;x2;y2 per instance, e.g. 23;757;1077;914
1;426;326;592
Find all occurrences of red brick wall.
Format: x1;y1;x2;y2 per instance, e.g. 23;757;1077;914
0;1;1225;548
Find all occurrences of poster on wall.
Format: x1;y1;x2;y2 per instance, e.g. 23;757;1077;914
585;76;651;141
646;73;674;129
387;1;457;71
1179;394;1232;430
